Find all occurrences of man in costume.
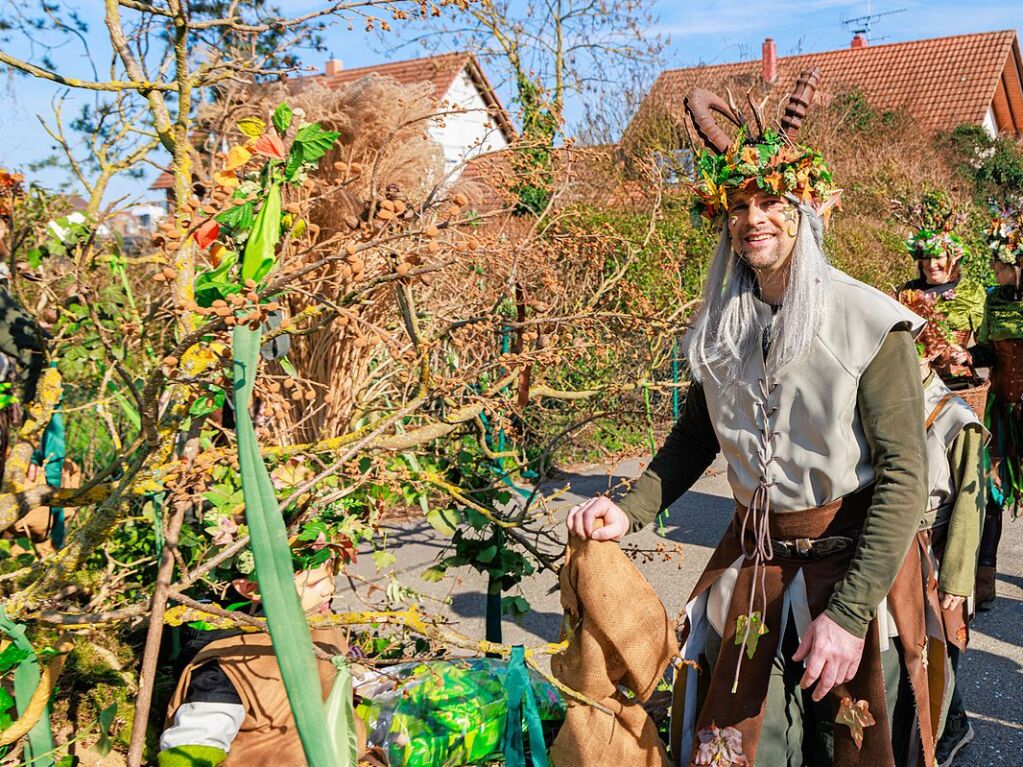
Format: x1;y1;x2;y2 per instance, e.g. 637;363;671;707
567;70;934;766
916;364;986;767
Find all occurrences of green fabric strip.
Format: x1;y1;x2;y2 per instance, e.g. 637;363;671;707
502;645;549;767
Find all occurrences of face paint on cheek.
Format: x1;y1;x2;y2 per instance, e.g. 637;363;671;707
782;205;798;238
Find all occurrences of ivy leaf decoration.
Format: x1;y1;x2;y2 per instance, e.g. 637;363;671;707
734;611;768;660
835;697;875;750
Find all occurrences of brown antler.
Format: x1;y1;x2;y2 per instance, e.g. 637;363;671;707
746;91;770;141
684;88;745;154
780;68;822;138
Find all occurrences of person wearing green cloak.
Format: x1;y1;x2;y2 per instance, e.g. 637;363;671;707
898;216;985;385
965;200;1023;610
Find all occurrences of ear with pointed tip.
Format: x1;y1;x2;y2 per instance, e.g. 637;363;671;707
816;189;843;224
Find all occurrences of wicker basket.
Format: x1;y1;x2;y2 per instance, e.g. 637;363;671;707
949;377;990;421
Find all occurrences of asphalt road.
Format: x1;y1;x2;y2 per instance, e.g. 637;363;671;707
338;455;1023;767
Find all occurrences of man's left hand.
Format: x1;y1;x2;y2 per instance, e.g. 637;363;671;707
791;613;865;702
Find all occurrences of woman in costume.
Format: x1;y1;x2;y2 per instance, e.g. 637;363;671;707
967;200;1023;609
898;205;985;384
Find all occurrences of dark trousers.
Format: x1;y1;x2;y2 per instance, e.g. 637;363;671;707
978;497;1002;569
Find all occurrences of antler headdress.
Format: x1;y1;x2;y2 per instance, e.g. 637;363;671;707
684;69;838;219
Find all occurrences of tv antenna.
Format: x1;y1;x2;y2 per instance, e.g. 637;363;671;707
842;2;906;39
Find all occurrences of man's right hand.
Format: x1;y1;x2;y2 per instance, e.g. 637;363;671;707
565;496;629;541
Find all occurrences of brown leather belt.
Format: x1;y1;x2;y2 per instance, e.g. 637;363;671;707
769;534;856;560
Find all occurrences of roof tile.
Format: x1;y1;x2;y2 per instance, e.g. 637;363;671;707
633;30;1018;134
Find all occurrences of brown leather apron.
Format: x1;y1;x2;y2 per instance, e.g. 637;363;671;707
672;488;934;767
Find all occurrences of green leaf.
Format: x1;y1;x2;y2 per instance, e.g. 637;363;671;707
293;123;341;163
421;565;447;582
278;356;298;377
476;544;498;564
241;185;281;283
190;387;226;417
237;116;266;138
195;249;240;308
95;703;117;757
425;507;460;537
324;661;358;767
273;103;294;135
501;595;530;617
215;200;256;232
232;326;335;767
734;611;768;661
372;550;396;570
284;142;306;182
0;644;30;673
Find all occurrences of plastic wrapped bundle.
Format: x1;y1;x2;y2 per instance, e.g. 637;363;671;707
355;658;564;767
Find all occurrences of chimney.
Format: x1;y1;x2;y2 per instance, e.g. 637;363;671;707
851;33;868;49
325;58;343;76
762;38;778;84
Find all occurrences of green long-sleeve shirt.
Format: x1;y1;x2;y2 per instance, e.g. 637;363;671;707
936;424;987;597
619;330;927;638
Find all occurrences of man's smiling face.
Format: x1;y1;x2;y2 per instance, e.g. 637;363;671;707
727;189;800;273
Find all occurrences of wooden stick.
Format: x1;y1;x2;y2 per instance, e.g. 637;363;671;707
125;500;186;767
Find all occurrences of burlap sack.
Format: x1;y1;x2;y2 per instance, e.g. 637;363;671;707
549;532;678;767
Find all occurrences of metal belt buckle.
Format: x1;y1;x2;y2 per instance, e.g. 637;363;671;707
794;538;813;556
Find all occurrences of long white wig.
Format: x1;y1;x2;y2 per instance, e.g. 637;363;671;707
683;205;832;384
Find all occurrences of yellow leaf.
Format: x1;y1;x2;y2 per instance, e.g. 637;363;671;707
237;117;266;138
213;170;239;189
224;145;252;172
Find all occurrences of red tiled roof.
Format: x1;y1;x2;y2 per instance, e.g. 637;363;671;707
629;30;1023;139
151;171;174;190
304;51;517;143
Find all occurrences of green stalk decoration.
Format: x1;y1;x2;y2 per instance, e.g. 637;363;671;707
324;658;358;767
199;105;343;767
0;609;56;767
233;326;336;766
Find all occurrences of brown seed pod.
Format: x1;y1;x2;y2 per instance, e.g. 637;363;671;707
396;262;412;277
163;355;179;368
152;272;167;283
285;202;301;215
304;389;316;401
424;224;439;237
162;267;177;280
452;192;468;206
376;208;396;221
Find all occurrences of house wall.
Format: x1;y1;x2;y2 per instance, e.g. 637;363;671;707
430;69;510;180
983;106;999;138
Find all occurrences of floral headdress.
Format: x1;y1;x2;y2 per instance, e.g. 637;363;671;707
685;69;839;220
988;199;1023;265
901;193;967;262
905;229;967;262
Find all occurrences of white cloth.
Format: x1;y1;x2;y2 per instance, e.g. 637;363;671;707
159;701;246;753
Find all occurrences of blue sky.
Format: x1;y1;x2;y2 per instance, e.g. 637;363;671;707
0;0;1019;206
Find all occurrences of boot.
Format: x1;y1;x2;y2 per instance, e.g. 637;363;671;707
975;565;996;611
